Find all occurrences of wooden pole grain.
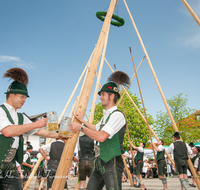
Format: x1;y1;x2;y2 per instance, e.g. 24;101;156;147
181;0;200;26
51;1;119;189
123;0;200;188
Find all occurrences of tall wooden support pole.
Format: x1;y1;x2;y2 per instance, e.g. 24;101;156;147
115;56;145;107
181;0;200;26
130;47;160;179
122;155;133;185
51;1;118;189
89;30;109;123
38;178;44;190
106;60;175;168
58;48;95;124
123;0;200;188
119;88;134;187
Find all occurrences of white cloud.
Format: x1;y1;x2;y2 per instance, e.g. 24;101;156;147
180;33;200;48
0;56;20;62
0;55;34;68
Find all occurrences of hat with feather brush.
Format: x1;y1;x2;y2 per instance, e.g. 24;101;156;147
3;68;29;97
98;71;130;98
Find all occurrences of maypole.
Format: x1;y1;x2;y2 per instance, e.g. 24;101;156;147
23;46;95;190
130;47;160;179
123;0;200;188
51;0;119;189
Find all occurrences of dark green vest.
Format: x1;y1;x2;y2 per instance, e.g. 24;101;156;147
135;150;144;162
23;153;31;171
0;105;24;164
79;134;95;161
173;141;188;163
156;150;165;161
99;110;126;163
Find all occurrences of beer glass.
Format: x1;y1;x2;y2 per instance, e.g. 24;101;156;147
47;111;58;132
58;116;72;137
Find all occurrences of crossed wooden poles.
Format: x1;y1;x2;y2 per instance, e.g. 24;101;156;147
24;0;200;189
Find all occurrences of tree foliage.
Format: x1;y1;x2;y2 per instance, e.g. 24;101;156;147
153;93;198;145
92;90;153;150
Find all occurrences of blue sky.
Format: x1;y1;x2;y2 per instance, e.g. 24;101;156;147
0;0;200;123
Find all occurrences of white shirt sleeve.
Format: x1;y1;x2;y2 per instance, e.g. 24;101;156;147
15;161;20;167
158;145;165;152
23;153;29;163
166;143;174;154
23;114;39;135
0;107;13;132
186;143;192;155
138;147;144;153
101;111;125;139
41;143;51;153
194;157;199;168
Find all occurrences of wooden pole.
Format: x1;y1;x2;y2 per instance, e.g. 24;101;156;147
119;88;134;187
58;48;95;124
130;47;160;179
123;0;200;188
38;178;44;190
23;98;79;190
122;155;133;185
89;30;109;123
116;56;145;107
23;155;44;190
181;0;200;26
51;1;118;189
106;61;175;168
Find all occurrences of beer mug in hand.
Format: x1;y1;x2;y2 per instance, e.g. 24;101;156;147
58;116;72;137
47;111;58;132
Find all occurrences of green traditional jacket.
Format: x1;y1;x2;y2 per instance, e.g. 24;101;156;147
0;105;24;164
99;110;126;163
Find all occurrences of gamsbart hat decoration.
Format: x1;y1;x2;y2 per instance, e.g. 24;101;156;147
4;68;29;97
98;71;130;98
173;132;180;139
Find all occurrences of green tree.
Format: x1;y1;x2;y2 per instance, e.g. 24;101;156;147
153;93;197;145
92;90;153;150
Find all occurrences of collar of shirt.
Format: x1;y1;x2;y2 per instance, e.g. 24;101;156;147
4;102;20;113
57;139;64;143
102;106;117;123
26;151;31;156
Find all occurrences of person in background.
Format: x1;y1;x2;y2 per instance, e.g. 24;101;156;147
75;133;95;190
166;132;192;190
143;159;149;179
34;152;47;190
39;136;71;190
166;158;173;178
152;140;168;190
129;141;147;190
188;146;200;188
22;144;34;186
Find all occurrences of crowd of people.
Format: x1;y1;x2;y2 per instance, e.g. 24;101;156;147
0;68;200;190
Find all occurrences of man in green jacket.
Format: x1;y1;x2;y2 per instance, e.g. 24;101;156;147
70;81;126;190
0;68;65;190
